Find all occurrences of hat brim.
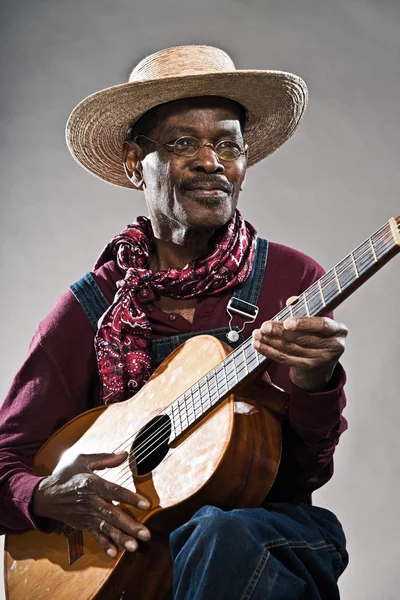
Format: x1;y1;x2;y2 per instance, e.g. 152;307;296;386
66;70;308;189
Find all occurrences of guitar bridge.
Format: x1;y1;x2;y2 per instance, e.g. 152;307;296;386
62;525;84;565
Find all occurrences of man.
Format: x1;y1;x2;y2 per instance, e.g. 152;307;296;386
0;45;348;599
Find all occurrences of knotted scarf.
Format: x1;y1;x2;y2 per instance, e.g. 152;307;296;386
94;210;257;404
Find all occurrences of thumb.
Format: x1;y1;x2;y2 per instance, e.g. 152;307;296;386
81;451;128;471
286;296;299;307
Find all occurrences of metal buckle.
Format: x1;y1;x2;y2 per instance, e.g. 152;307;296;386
226;298;259;343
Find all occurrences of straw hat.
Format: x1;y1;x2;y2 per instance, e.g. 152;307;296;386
66;45;308;189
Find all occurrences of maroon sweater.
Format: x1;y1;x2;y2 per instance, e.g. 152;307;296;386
0;241;347;535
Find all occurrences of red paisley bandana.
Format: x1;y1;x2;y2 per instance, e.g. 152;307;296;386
94;210;257;404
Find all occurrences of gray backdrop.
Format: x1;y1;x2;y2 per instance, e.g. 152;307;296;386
1;0;399;598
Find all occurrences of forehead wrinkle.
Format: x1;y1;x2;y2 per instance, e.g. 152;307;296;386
159;119;243;141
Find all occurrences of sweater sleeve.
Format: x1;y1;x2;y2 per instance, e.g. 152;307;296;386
261;243;348;503
0;290;99;535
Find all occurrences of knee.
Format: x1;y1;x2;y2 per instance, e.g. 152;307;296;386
170;505;250;559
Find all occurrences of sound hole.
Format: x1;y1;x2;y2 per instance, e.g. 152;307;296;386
129;414;171;476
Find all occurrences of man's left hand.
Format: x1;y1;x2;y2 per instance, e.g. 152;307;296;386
252;299;348;393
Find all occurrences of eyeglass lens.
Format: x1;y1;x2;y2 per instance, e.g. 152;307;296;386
173;137;243;161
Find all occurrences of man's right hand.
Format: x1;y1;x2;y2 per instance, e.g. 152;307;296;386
32;451;151;558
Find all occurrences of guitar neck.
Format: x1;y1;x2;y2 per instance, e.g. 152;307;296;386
167;217;400;441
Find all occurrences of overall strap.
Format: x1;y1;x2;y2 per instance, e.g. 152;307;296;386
69;237;269;335
70;272;110;331
152;237;269;368
228;237;269;317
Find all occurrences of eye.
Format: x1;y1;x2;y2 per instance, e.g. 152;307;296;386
174;136;198;148
170;136;200;156
217;140;242;151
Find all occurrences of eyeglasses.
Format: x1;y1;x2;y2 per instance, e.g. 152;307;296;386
134;134;247;162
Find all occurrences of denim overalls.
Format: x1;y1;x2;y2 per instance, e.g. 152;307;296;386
70;238;269;368
69;236;348;599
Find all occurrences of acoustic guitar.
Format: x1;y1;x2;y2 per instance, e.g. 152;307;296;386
4;217;400;600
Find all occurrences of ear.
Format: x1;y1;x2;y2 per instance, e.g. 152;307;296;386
240;144;249;191
123;140;145;190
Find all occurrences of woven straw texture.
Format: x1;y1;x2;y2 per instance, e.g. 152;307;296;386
66;46;308;189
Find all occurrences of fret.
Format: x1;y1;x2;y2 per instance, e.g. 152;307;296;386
304;294;310;316
351;252;359;277
171;402;182;438
369;237;378;263
291;295;308;318
333;265;342;292
214;368;222;398
169;218;400;443
334;255;354;292
179;395;189;429
207;372;218;405
193;382;201;419
354;240;376;276
222;365;229;395
242;346;249;376
215;365;228;396
321;269;339;304
233;351;246;383
370;223;390;260
247;346;260;371
318;279;326;307
304;285;324;316
184;391;195;427
225;358;238;387
200;377;212;411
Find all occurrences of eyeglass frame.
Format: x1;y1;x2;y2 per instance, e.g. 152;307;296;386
132;134;248;162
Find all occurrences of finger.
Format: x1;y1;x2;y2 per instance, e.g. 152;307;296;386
89;527;119;558
253;321;333;346
255;317;347;338
286;296;299;306
283;316;348;337
96;499;151;541
251;341;335;369
99;477;151;511
253;337;327;359
253;325;346;354
81;451;128;471
96;519;142;553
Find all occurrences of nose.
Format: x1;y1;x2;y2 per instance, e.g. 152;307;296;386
191;145;225;174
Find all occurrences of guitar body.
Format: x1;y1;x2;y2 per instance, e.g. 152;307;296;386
4;335;287;600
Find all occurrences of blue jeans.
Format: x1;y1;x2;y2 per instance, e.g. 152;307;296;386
166;503;348;600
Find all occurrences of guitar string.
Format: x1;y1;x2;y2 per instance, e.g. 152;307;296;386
97;230;395;484
101;223;392;466
99;229;395;484
102;232;397;489
114;350;262;491
103;232;397;491
98;229;395;483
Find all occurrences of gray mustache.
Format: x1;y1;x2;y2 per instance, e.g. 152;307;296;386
179;176;232;194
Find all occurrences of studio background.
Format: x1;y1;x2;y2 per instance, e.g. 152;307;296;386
0;0;399;598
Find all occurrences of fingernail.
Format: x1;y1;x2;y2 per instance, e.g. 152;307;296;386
138;499;151;510
137;529;151;541
284;319;296;330
125;540;137;552
253;340;260;350
107;547;117;558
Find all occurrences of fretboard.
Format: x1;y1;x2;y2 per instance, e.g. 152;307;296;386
165;217;400;441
